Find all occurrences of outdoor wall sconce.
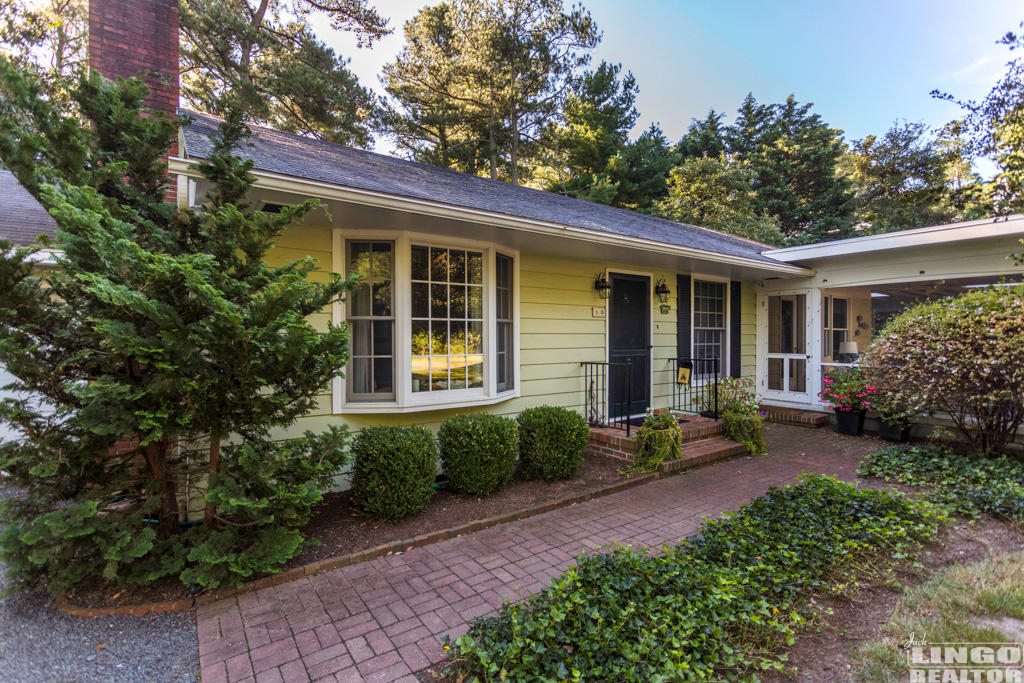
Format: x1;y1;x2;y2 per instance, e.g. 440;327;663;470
654;279;671;304
594;273;611;299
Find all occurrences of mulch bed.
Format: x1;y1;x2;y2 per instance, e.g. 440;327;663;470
293;456;638;566
62;456;641;610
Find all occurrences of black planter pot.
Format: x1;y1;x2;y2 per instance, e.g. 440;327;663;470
835;410;866;436
878;421;913;443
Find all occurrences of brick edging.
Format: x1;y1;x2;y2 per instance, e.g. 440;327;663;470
55;471;660;617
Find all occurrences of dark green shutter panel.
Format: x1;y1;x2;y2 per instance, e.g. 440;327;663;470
730;281;742;378
677;274;691;361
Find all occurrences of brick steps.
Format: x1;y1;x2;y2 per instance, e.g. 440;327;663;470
658;437;749;476
760;405;830;428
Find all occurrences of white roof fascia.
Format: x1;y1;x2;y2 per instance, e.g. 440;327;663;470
762;215;1024;263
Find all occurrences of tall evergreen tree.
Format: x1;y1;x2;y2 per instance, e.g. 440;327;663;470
0;59;353;593
934;23;1024;215
843;121;956;232
179;0;389;146
656;156;784;245
729;94;855;242
600;124;680;212
676;110;728;160
378;2;494;173
0;0;86;110
543;60;638;197
381;0;599;184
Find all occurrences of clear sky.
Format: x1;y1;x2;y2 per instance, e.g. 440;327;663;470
314;0;1022;156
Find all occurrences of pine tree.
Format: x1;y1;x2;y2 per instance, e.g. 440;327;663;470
179;0;388;146
656;156;784;245
843;121;956;232
380;0;599;184
676;110;727;160
727;94;855;242
0;59;353;593
543;60;638;199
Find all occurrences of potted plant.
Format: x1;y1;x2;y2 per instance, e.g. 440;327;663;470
632;411;682;473
717;377;767;455
819;369;876;436
873;394;917;443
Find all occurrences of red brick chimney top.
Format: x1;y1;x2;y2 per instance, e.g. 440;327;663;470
88;0;179;115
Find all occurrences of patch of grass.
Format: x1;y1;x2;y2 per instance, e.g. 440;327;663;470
853;551;1024;682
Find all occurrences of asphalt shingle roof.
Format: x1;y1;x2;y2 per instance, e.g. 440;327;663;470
0;170;59;245
180;110;778;264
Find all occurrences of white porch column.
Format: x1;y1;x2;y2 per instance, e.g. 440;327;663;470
806;287;824;410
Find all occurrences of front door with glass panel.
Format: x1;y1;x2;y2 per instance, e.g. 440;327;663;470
765;292;809;398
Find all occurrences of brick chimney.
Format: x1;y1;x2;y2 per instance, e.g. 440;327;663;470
88;0;179;115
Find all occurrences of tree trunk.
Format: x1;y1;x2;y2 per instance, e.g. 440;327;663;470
204;437;220;526
143;439;180;537
510;110;519;185
487;101;498;179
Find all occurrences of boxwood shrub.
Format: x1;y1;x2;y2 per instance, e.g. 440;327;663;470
350;426;437;521
438;414;519;496
517;406;589;480
447;474;945;681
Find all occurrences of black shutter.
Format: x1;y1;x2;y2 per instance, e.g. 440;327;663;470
676;274;691;361
729;281;742;378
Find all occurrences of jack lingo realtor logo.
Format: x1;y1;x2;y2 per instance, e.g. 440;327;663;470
904;633;1024;682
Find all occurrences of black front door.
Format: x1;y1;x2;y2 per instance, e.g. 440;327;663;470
608;273;651;419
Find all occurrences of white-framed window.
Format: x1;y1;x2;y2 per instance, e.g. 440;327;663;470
410;245;485;392
346;241;395;401
823;295;849;360
495;252;514;393
692;279;728;376
334;231;518;413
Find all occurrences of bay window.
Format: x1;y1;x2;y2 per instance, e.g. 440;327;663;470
338;233;517;411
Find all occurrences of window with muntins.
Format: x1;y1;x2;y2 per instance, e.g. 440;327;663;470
347;241;394;400
496;253;514;392
823;296;849;359
693;280;727;374
410;246;484;393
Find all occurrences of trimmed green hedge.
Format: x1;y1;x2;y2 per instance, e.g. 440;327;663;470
858;444;1024;522
439;414;519;496
351;426;437;521
517;406;589;480
447;474;945;681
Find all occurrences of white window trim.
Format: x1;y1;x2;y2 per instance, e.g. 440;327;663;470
823;295;850;360
690;273;730;378
331;229;520;414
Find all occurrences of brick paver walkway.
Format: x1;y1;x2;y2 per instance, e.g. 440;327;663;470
196;425;882;683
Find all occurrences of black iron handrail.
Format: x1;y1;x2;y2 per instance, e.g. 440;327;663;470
669;357;719;419
580;359;633;436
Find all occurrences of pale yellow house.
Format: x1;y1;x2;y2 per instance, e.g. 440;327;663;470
166;113;808;438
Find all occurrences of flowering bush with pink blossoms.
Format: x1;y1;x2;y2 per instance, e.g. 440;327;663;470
819;368;876;412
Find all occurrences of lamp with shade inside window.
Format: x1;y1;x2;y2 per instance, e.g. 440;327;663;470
838;341;859;363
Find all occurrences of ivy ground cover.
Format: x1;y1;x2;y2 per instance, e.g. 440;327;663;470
446;474;945;681
858;444;1024;522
